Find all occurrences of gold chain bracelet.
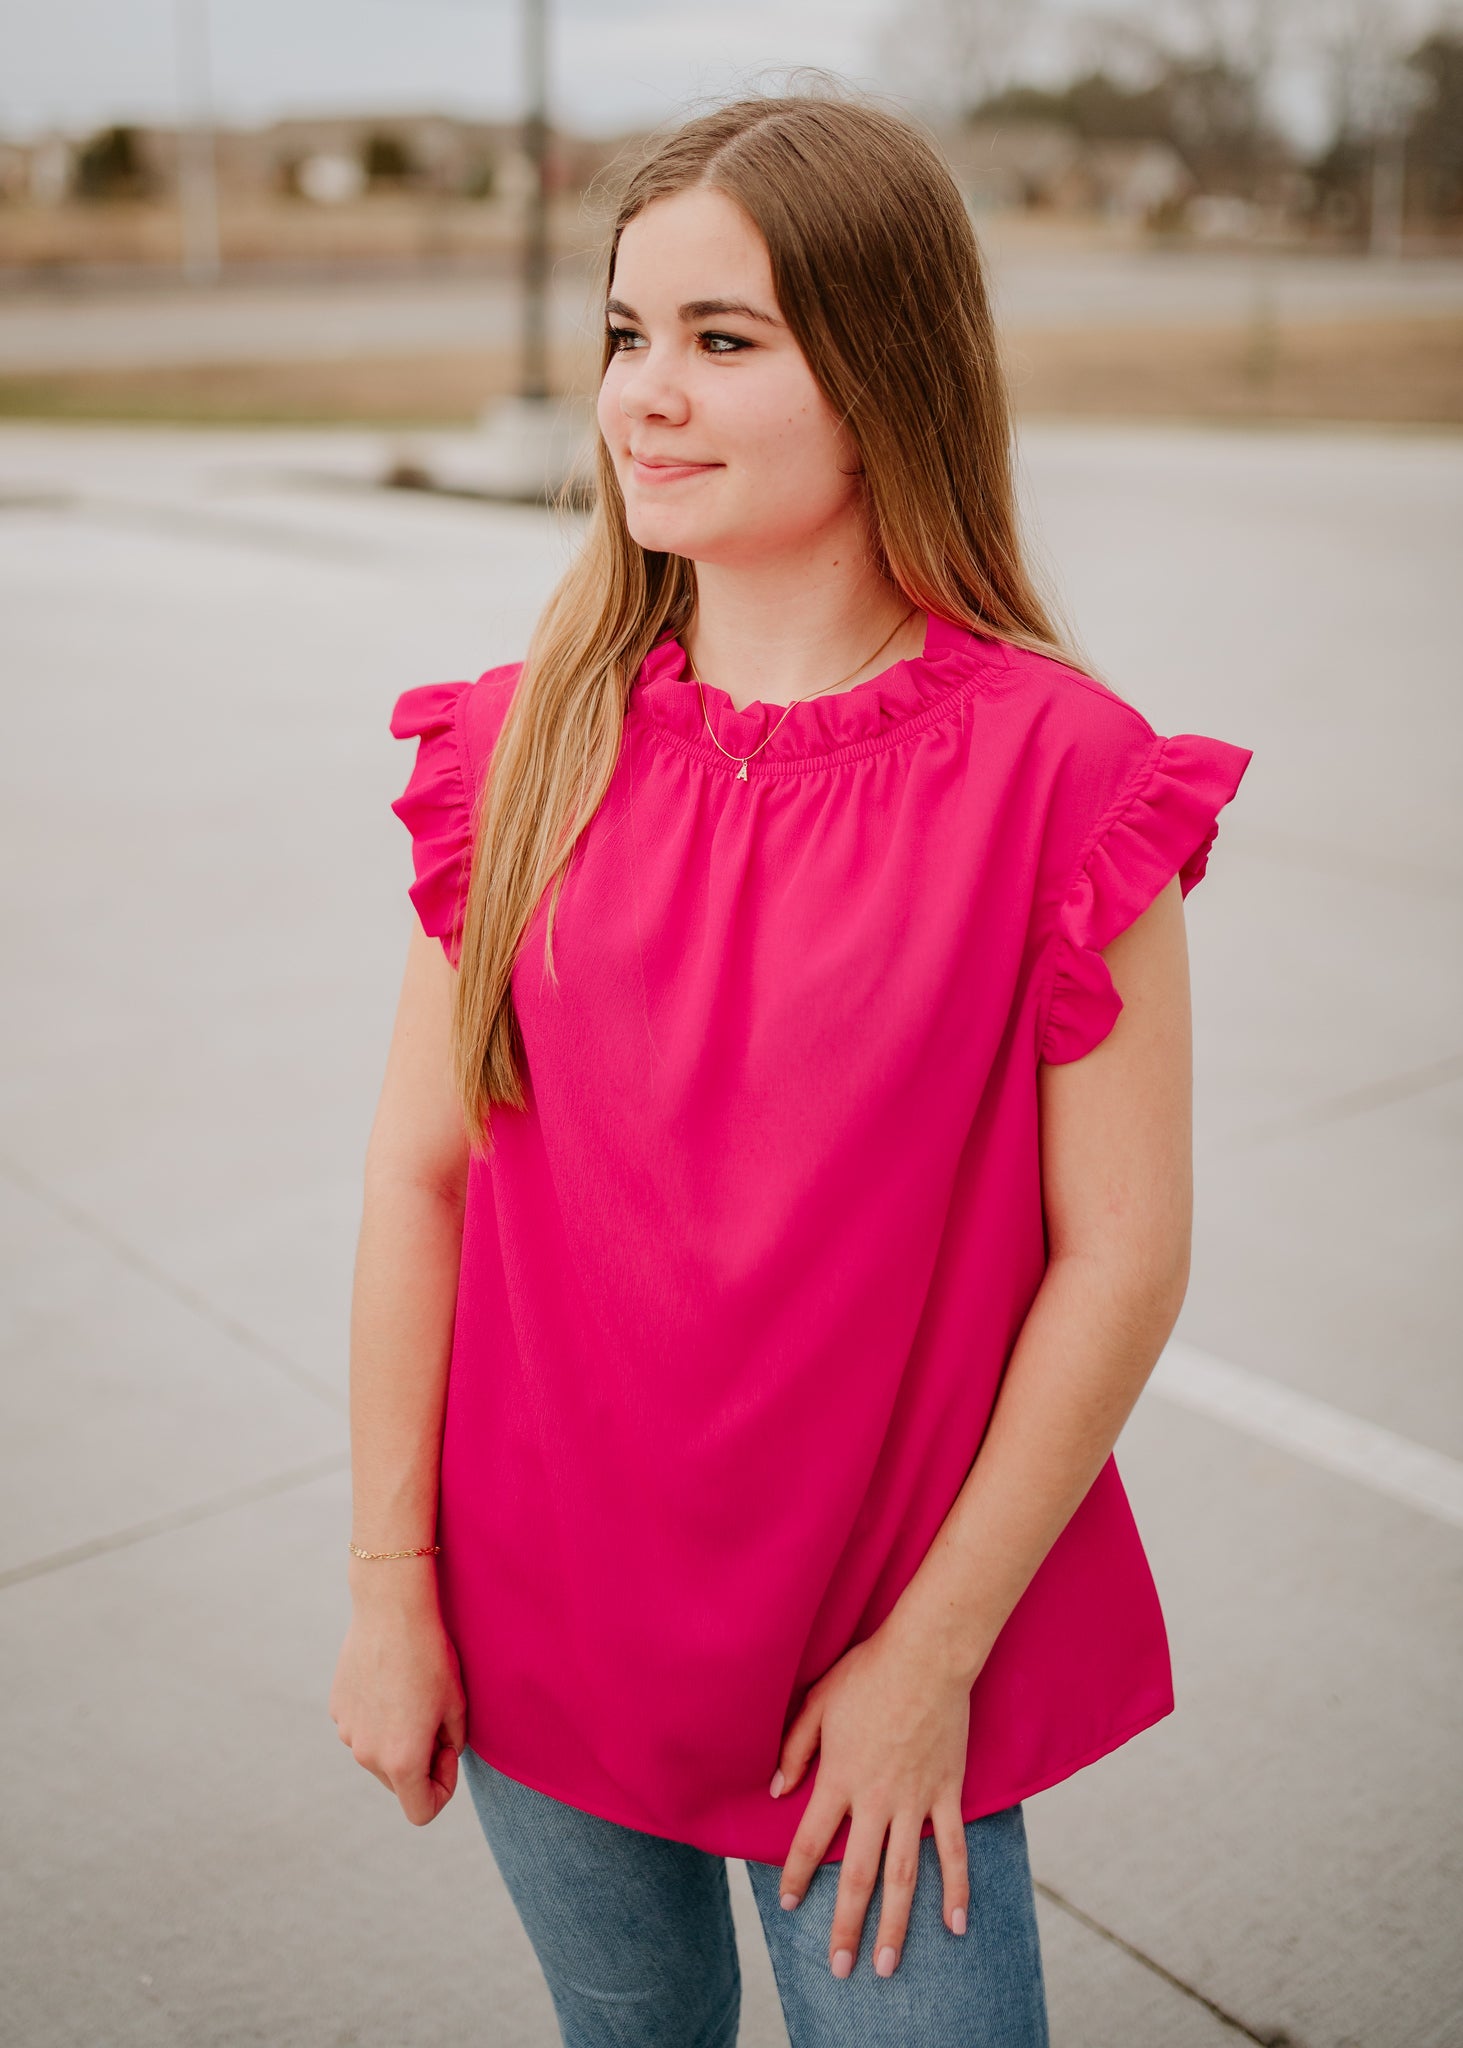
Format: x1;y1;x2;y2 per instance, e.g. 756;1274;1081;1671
348;1541;441;1561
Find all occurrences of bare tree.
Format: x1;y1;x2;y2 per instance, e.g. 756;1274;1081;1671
1306;0;1409;137
871;0;1048;122
1091;0;1293;195
1297;0;1441;248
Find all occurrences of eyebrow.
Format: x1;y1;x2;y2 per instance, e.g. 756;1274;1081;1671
605;296;782;327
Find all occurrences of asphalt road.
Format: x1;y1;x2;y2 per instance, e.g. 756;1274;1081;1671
1;419;1460;2048
2;241;1461;372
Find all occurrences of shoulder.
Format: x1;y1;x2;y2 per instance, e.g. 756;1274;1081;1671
457;659;526;784
387;658;526;966
391;658;526;797
971;637;1163;839
1002;640;1255;1064
990;643;1253;892
994;638;1158;766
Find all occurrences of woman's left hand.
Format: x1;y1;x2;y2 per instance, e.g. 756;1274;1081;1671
770;1622;978;1978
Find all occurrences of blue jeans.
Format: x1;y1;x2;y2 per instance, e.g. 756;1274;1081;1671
461;1748;1049;2047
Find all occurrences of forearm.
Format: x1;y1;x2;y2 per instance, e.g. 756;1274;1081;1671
882;1248;1187;1686
347;1167;465;1571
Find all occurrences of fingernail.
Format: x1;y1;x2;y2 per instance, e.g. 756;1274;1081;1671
876;1945;897;1977
769;1770;785;1798
780;1891;799;1912
831;1948;854;1979
952;1906;967;1935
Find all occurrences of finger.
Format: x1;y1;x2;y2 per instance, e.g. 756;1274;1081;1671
871;1814;924;1976
444;1697;467;1755
395;1771;439;1826
772;1690;823;1798
778;1786;847;1912
828;1810;889;1979
431;1737;460;1804
930;1797;971;1936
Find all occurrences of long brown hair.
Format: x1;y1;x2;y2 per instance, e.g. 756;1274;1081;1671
451;85;1093;1150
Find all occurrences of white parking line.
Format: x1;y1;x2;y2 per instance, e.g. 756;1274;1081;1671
1150;1341;1463;1531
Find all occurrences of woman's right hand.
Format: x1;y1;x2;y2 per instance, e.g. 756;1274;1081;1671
329;1566;468;1826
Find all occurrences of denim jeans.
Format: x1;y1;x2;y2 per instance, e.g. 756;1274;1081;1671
461;1748;1049;2047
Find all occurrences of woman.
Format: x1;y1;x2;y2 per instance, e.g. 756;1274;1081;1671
330;88;1253;2047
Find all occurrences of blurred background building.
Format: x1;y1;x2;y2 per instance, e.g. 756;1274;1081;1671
0;0;1459;431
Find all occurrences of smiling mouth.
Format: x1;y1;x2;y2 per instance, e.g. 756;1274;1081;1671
631;457;720;475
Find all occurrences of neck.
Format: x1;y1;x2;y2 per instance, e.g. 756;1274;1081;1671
683;555;922;712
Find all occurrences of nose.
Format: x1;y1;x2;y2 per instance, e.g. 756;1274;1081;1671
616;341;691;428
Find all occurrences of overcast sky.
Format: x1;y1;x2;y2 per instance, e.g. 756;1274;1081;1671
5;0;1449;149
7;0;881;139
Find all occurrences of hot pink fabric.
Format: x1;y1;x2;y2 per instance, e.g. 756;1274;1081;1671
389;610;1253;1864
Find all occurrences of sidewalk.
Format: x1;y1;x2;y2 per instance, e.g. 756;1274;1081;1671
2;420;1459;2047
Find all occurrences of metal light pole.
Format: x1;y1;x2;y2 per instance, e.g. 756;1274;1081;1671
412;0;592;501
174;0;221;284
1366;49;1429;262
1370;123;1405;260
521;0;550;401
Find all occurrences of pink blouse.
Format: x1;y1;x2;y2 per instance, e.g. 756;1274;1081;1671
389;609;1253;1865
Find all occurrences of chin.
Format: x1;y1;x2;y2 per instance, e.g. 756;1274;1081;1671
624;510;713;557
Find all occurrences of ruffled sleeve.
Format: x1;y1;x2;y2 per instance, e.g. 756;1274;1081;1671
1039;730;1254;1064
389;680;475;968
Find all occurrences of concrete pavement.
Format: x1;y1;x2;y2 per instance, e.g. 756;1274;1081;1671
1;419;1460;2046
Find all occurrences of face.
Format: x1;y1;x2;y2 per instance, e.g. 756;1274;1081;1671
597;186;867;569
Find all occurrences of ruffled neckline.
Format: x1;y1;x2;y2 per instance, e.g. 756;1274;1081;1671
627;608;1012;769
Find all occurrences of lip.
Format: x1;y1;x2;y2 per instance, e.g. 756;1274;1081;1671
631;456;720;482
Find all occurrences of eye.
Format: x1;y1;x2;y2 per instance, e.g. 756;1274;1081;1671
604;326;751;357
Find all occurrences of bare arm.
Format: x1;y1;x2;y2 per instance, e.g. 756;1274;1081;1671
329;921;473;1824
881;874;1194;1681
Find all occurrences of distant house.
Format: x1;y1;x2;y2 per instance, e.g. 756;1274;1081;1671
941;120;1082;210
293;152;367;206
937;118;1194;222
1055;140;1195;219
8;133;77;204
0;140;30;202
0;112;635;209
258;114;516;198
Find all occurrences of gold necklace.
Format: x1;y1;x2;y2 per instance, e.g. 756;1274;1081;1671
686;606;918;780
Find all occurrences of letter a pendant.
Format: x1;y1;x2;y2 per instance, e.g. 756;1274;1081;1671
736;759;748;780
